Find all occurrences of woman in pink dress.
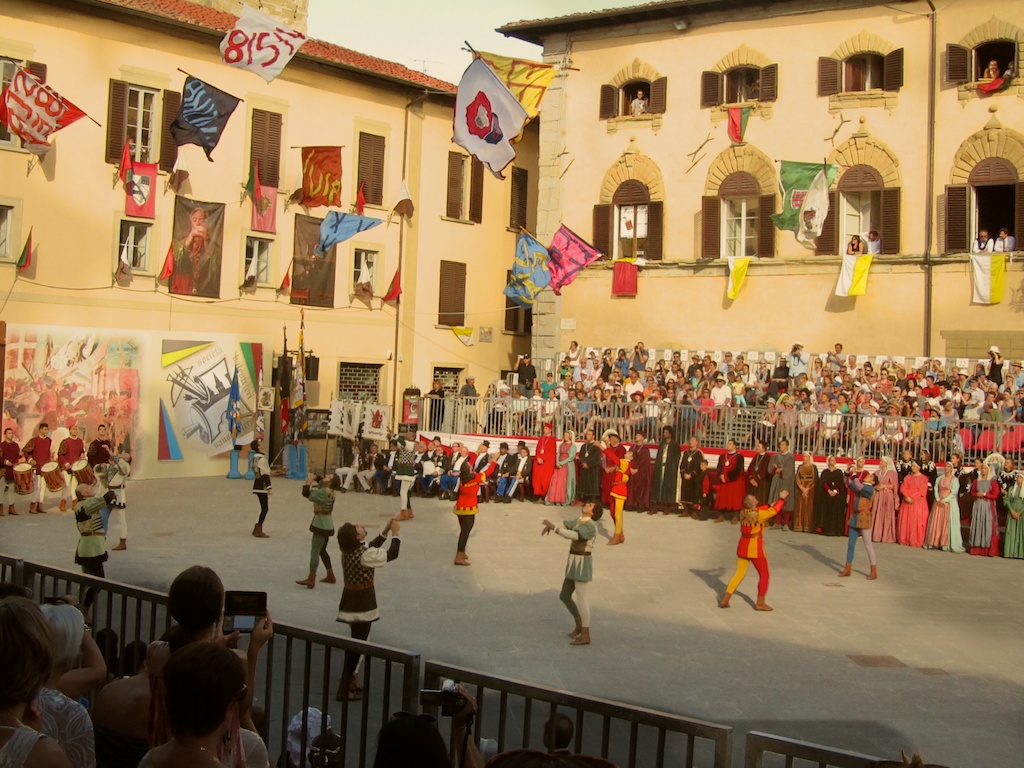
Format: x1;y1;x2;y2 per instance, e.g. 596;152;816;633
924;469;960;550
545;431;577;506
896;460;929;547
871;455;899;543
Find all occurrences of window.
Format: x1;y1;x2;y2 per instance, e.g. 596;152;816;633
504;270;533;335
0;206;12;260
817;165;900;255
106;80;180;172
1;59;46;148
701;65;777;107
509;166;528;230
599;76;667;119
944;159;1023;254
438;260;466;326
818;50;903;96
245;236;271;285
118;220;151;271
621;80;651;116
357;132;385;207
946;40;1018;84
592;181;663;260
445;152;483;223
843;54;883;92
701;172;776;258
353;248;377;289
726;67;760;103
250;109;282;187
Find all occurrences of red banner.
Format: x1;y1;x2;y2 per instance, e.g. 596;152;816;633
125;162;158;218
0;67;86;155
293;146;341;208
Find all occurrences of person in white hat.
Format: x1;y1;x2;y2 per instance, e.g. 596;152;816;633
987;346;1004;387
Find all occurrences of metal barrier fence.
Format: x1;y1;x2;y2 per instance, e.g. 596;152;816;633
743;731;880;768
423;661;733;768
419;397;1023;464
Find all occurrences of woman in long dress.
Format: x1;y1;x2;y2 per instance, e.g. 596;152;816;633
649;425;680;514
871;456;899;543
576;429;602;504
814;456;847;536
545;431;577;506
896;461;929;548
793;453;818;533
968;460;1001;557
924;469;963;552
1003;472;1024;559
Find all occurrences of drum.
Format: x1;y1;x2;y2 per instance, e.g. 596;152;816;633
42;462;65;492
13;464;33;495
71;459;96;486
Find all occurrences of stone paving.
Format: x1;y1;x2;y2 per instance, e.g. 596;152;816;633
1;476;1021;767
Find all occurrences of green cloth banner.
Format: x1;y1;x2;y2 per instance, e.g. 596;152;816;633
771;161;839;232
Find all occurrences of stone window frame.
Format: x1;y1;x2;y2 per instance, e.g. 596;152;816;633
946;17;1024;105
817;31;904;113
701;44;778;125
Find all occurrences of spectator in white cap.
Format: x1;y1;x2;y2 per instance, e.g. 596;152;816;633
987;346;1004;387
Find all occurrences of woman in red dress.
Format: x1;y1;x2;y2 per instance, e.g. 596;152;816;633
531;422;557;500
713;439;746;522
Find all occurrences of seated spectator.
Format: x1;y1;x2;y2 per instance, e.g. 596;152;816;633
374;685;482;768
354;444;380;493
0;597;73;768
92;641;150;768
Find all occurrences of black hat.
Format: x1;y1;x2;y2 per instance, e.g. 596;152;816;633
479;440;490;447
522;352;531;358
499;442;509;449
517;440;527;448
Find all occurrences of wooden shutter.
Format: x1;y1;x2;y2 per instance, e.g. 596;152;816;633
756;194;777;258
818;57;841;96
759;64;778;102
816;190;839;255
880;187;901;254
469;157;484;224
646;201;663;260
446;152;464;219
944;185;969;254
159;89;180;173
357;132;385;206
649;77;668;114
599;84;617;119
592;204;614;260
510;166;528;230
105;79;128;164
438;260;467;326
700;71;723;108
883;49;904;92
701;196;721;259
250;109;282;187
1016;182;1024;253
25;61;46;82
946;44;971;84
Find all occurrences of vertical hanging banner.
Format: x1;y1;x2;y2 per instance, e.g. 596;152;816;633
836;254;873;297
168;197;225;298
771;161;839;240
971;253;1005;304
361;403;391;441
169;76;241;161
290;147;342;208
0;67;86;155
219;5;307;83
291;214;337;308
727;257;750;300
125;162;158;218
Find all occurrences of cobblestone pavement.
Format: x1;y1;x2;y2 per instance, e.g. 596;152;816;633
1;476;1020;767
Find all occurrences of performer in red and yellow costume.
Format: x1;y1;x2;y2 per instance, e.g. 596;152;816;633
605;443;633;546
453;462;483;566
718;491;789;611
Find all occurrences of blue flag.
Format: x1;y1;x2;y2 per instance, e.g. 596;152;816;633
226;365;242;445
502;232;551;309
316;212;382;253
169;77;241;161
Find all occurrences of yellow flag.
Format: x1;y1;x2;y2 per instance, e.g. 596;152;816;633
476;51;556;121
452;327;474;346
727;257;750;300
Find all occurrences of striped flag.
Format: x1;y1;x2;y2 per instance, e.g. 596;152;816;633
836;254;873;297
971;253;1005;304
728;107;750;144
727;257;750;299
452;327;474;346
16;229;32;273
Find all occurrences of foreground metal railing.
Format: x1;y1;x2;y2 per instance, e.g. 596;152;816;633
743;731;880;768
424;661;733;768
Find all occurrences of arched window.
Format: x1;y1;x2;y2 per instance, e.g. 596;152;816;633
818;49;903;95
701;172;776;259
599;77;667;119
816;164;901;255
945;158;1022;253
700;64;778;108
592;181;664;260
947;39;1017;84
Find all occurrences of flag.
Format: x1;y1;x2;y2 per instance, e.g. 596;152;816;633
291;146;342;208
361;403;391;442
290;310;308;442
240;250;259;291
277;258;293;295
252;187;277;233
453;57;530;179
382;269;401;301
503;231;551;308
389;180;415;221
978;69;1014;94
316;211;382;253
116;139;135;192
836;254;873;297
611;261;638;296
242;161;273;218
159;242;174;280
219;5;306;83
971;253;1005;304
727;257;750;299
356;181;366;215
226;365;243;445
279;327;290;436
475;50;556;137
169;76;240;161
0;67;86;155
354;251;373;301
772;161;839;233
794;167;833;248
452;327;474;346
728;106;751;144
16;229;32;273
547;224;603;295
115;239;132;285
125;162;157;218
167;153;189;193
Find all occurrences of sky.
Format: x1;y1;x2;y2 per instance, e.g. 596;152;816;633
307;0;645;85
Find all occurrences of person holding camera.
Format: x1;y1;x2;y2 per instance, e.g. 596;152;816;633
629;342;649;374
513;353;538;396
334;519;401;702
542;500;602;646
296;473;340;589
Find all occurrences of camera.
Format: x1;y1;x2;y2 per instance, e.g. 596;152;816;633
419;678;466;716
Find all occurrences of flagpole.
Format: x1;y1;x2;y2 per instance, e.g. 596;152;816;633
389;94;412;434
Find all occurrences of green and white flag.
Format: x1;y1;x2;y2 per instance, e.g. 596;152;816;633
772;161;839;234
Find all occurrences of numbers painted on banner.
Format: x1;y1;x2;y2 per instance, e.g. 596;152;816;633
222;27;305;70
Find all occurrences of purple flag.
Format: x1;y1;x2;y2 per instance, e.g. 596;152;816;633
547;224;603;295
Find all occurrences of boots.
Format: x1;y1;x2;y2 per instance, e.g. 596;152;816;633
570;627;591;646
453;552;471;566
718;592;732;609
754;596;774;611
606;533;623;545
320;569;336;584
112;539;127;551
867;565;878;580
335;675;363;702
567;617;583;638
838;563;852;577
252;524;269;538
398;508;414;520
59;499;67;512
295;573;316;589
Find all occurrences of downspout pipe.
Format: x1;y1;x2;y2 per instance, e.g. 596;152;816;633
923;1;938;356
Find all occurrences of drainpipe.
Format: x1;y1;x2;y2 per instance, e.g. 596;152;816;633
923;1;938;355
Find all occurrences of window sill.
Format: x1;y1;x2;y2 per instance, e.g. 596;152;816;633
605;113;663;135
710;101;773;124
440;216;475;226
502;330;530;337
435;323;467;330
828;89;897;113
957;80;1024;104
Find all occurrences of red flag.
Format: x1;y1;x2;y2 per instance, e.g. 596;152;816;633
0;67;86;155
16;229;32;273
293;147;342;208
356;181;366;215
117;139;135;192
382;269;401;301
159;243;174;280
611;261;638;296
727;107;750;144
277;258;293;294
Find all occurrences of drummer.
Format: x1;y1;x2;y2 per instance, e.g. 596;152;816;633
58;423;85;512
22;422;53;514
1;428;21;516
